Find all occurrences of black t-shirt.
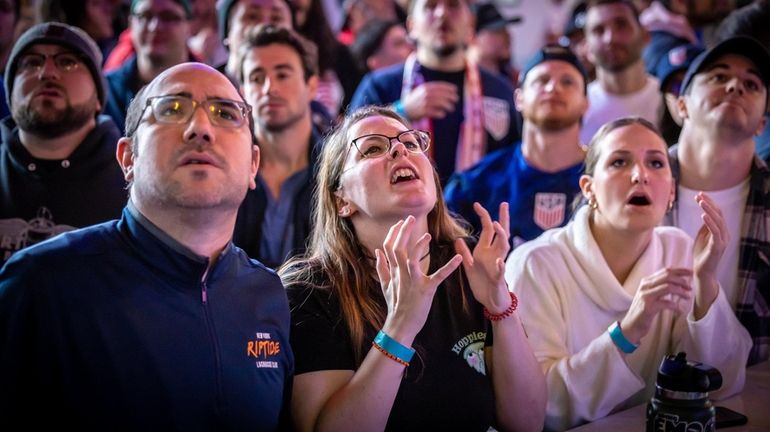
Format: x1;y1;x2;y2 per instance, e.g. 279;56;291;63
286;243;496;431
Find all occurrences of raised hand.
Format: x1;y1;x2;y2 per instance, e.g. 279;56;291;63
691;192;728;316
375;216;463;341
455;202;512;314
619;267;693;345
401;81;459;120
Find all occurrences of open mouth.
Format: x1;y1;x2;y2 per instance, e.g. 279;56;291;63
627;194;651;206
391;167;418;184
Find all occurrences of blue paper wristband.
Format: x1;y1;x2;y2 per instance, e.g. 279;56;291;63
608;321;638;354
374;330;415;363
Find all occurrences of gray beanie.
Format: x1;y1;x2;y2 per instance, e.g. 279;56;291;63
4;22;107;113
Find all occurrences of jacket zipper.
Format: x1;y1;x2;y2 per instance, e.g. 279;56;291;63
201;278;224;417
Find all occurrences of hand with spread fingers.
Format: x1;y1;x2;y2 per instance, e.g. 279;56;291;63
692;191;729;317
619;267;694;346
455;202;512;315
375;215;463;341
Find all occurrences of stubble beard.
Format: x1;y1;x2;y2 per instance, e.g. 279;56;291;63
13;95;97;138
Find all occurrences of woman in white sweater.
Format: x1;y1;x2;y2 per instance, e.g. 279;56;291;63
505;117;752;431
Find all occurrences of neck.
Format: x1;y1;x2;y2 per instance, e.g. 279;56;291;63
596;60;648;94
416;45;465;71
257;116;312;169
226;52;239;80
131;197;236;270
589;214;652;285
521;121;585;172
18;117;97;159
137;54;187;84
677;125;755;190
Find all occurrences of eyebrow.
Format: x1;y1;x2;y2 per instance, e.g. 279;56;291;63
703;62;763;82
163;91;238;101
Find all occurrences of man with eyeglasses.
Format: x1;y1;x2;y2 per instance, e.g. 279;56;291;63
0;22;125;266
233;24;321;268
663;37;770;366
104;0;194;130
0;62;294;429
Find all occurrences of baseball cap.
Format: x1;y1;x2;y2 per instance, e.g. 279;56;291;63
680;36;770;95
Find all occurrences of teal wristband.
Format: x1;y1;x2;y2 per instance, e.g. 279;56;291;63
393;100;407;118
374;330;415;363
608;321;638;354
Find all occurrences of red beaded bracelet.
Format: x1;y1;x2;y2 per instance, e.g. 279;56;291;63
483;292;518;321
372;341;410;367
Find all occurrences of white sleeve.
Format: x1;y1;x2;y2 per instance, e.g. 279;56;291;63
507;249;646;431
680;287;752;399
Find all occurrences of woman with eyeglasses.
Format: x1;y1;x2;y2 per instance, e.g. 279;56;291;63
279;105;546;432
504;117;752;431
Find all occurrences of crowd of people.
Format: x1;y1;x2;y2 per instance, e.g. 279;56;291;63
0;0;768;431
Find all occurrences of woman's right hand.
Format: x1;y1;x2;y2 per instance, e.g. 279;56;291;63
375;216;463;343
619;267;693;346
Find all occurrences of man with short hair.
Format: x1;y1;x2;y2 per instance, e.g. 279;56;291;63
0;22;125;266
467;2;521;85
217;0;293;80
234;24;321;268
349;0;519;183
0;62;293;428
580;0;661;143
664;36;770;365
445;44;588;248
104;0;194;129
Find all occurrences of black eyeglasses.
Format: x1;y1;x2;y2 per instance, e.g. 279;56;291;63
350;130;431;159
130;95;252;134
16;52;84;75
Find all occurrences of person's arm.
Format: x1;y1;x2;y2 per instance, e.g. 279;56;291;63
506;240;646;431
455;202;545;431
291;216;462;432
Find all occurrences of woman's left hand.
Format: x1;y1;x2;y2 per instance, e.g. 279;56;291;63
455;202;512;314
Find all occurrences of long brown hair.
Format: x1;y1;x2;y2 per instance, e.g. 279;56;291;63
279;105;468;364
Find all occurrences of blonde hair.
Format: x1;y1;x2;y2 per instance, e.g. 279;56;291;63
279;105;468;364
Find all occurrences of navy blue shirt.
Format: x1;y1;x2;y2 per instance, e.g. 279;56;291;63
444;144;583;248
0;205;293;430
349;62;520;183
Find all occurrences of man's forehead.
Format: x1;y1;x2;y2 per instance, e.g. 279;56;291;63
240;0;290;10
23;43;75;55
133;0;186;13
586;3;637;25
248;44;300;65
149;65;240;99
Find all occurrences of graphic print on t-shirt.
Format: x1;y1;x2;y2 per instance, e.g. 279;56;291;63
246;331;283;369
451;331;487;375
0;207;75;263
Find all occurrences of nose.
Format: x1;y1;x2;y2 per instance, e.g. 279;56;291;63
37;56;60;80
146;16;162;31
261;77;273;95
388;139;408;160
725;77;744;95
183;104;213;145
631;164;649;184
544;79;556;93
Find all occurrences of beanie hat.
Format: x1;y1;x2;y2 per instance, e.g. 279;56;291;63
4;22;107;113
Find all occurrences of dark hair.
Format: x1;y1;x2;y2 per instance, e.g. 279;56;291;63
584;116;662;176
585;0;641;23
294;0;336;74
236;24;318;84
350;19;401;72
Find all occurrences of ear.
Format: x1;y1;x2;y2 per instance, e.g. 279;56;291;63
249;144;260;190
676;95;689;120
513;87;523;112
116;137;135;182
334;191;357;218
306;74;319;100
366;56;380;72
668;176;676;205
406;16;415;40
579;174;594;200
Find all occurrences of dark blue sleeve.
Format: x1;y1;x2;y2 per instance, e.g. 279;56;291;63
349;72;386;112
444;172;482;235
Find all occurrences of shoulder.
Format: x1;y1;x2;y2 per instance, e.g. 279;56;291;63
653;225;692;248
447;145;519;189
478;67;514;95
